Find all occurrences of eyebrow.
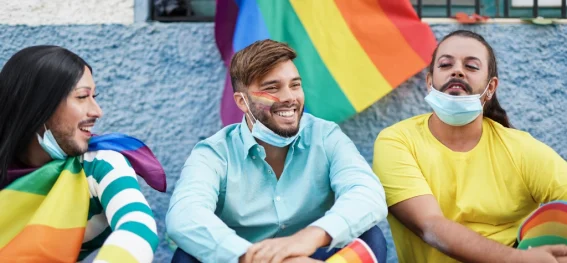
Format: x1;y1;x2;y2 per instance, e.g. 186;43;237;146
260;77;302;87
438;54;482;63
75;86;93;90
260;80;280;87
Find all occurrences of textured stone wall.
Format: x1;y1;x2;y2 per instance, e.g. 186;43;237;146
0;23;565;262
0;0;133;25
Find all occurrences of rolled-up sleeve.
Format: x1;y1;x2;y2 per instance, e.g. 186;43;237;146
166;142;252;263
310;125;388;249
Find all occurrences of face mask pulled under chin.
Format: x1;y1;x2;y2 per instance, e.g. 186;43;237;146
36;125;68;160
239;92;300;147
424;82;491;126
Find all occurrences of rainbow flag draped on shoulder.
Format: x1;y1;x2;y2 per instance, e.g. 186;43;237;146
0;133;165;262
216;0;437;125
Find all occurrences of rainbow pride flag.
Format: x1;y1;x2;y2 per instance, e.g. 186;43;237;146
215;0;437;125
326;238;378;263
517;201;567;249
0;158;90;262
0;133;166;262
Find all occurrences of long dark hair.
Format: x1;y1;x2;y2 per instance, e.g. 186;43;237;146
0;46;91;183
429;30;512;128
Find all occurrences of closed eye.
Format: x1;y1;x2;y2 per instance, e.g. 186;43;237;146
466;65;479;70
438;63;451;68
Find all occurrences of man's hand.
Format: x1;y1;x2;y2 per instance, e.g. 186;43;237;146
509;245;567;263
239;226;331;263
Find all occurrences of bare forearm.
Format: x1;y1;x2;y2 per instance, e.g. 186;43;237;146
423;218;519;263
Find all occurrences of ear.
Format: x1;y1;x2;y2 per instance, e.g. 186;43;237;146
233;91;249;114
485;77;499;101
426;72;433;92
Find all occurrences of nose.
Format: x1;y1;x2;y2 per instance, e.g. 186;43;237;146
451;64;465;79
278;86;297;105
88;99;103;119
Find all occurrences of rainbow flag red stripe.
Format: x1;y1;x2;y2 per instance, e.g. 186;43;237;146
215;0;437;125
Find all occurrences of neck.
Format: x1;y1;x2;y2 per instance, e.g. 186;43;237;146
428;113;484;152
18;138;52;168
258;140;289;161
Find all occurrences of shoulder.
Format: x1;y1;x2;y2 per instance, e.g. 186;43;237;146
82;150;134;182
376;114;430;144
302;113;339;136
201;122;240;148
485;118;542;149
485;118;558;159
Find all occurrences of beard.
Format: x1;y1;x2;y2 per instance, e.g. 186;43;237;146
48;123;88;156
248;96;304;138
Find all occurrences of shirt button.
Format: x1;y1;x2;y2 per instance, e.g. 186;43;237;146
268;170;272;174
257;147;261;152
280;224;286;229
252;156;256;159
275;196;281;201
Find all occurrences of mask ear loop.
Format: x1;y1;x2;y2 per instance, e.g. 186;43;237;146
480;80;493;107
239;92;258;123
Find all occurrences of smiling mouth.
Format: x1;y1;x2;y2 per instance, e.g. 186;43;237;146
446;84;465;91
275;110;296;117
78;120;96;136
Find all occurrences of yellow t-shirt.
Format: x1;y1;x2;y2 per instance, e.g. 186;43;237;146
373;113;567;263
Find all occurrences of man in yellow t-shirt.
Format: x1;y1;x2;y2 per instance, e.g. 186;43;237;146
373;30;567;263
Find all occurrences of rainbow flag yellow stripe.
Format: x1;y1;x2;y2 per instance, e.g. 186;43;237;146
0;158;89;262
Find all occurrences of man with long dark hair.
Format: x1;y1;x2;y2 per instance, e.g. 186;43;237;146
0;46;165;262
373;30;567;262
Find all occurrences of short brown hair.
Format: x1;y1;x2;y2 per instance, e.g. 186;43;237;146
230;39;297;92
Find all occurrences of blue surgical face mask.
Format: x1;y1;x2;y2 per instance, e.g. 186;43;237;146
239;92;300;147
36;125;68;160
424;82;491;126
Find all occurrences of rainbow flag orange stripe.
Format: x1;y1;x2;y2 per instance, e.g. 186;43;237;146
0;158;89;262
518;201;567;249
326;238;378;263
215;0;437;125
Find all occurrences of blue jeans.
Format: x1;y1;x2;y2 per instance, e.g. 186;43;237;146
171;225;387;263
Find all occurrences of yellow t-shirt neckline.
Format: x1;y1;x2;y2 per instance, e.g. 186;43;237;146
422;113;489;158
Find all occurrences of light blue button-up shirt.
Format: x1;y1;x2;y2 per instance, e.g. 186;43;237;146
166;113;387;263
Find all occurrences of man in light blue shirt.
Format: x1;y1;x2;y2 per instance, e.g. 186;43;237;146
166;39;388;263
